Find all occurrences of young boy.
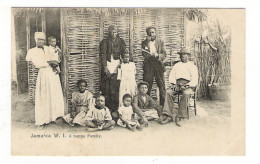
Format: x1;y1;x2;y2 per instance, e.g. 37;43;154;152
47;36;61;74
85;95;115;132
132;81;162;127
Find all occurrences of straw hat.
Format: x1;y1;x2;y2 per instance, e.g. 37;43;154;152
177;48;191;55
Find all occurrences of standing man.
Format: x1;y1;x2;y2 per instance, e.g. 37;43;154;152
159;48;198;126
142;26;167;106
99;25;127;113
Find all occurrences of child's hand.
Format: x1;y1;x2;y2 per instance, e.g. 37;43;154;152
71;111;77;118
55;46;61;53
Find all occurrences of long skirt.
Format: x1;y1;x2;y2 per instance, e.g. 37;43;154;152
34;66;64;125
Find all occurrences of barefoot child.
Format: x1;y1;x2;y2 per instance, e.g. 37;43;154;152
47;36;61;74
63;79;94;126
117;94;142;131
132;81;162;127
117;52;137;107
85;95;115;132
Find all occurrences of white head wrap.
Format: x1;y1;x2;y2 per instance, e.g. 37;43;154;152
34;32;46;42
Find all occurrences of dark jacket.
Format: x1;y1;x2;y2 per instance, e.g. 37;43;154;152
99;37;127;66
132;93;162;117
141;38;167;62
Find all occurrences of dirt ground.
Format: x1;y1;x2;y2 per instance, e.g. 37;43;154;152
11;92;232;156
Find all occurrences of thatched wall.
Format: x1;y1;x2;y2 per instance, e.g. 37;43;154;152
17;8;184;112
62;8;184;111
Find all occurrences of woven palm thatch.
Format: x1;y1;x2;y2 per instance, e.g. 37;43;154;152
23;8;185;110
66;9;101;109
133;8;184;99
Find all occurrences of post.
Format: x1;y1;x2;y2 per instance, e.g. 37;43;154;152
60;8;69;114
26;11;30;95
129;9;134;60
99;13;104;94
41;9;46;34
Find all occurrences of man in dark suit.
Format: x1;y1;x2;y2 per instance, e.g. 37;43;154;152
99;25;127;113
141;26;167;106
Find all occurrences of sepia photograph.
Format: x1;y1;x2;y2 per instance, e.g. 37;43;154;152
10;7;245;156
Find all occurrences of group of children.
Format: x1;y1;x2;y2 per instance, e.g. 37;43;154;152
44;36;162;132
63;79;162;132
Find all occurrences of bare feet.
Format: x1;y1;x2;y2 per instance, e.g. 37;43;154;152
136;124;143;131
36;125;43;130
175;116;181;127
160;116;172;124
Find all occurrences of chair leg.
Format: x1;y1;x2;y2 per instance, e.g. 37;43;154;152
187;98;189;120
194;98;197;116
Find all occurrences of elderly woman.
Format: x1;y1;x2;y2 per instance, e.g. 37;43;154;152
26;32;65;129
99;25;128;114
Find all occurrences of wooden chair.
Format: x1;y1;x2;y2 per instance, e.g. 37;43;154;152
176;87;197;119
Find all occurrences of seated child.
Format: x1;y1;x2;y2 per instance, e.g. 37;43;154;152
117;94;142;131
47;36;61;74
85;94;115;132
132;81;162;127
63;79;94;126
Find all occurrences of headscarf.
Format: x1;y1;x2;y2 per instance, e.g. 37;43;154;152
34;32;46;42
108;25;118;38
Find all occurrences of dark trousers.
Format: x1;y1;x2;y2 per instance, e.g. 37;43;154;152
102;73;120;112
143;60;166;106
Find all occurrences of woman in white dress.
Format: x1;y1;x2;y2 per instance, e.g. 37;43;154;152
26;32;65;129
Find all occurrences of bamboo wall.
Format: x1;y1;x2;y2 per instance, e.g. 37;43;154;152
27;8;185;112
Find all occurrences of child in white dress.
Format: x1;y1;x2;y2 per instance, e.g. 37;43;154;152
63;79;94;126
118;53;137;107
47;36;61;74
117;94;142;131
85;95;115;132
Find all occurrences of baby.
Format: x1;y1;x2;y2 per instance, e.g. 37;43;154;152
117;94;142;131
85;95;115;132
47;36;61;74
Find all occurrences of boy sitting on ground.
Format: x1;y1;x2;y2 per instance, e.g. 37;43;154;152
132;81;162;127
85;94;115;132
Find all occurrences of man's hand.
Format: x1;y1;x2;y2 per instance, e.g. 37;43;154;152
152;52;159;57
180;86;186;92
104;66;111;78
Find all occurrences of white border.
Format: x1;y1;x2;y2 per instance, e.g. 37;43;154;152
1;0;259;163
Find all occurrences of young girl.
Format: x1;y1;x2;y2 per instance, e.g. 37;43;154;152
63;79;94;126
47;36;61;74
117;94;142;131
118;53;137;107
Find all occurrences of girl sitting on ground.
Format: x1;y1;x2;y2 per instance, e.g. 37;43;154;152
63;79;94;126
117;94;143;131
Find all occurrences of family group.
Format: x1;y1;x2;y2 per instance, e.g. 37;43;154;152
26;25;198;131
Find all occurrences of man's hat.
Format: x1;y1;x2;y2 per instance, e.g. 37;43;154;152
137;81;149;88
177;48;191;55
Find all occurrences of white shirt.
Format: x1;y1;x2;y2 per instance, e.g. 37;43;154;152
142;95;146;103
149;40;158;57
168;61;198;87
107;55;120;74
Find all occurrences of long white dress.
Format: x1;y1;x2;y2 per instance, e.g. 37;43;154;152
26;46;65;125
118;62;137;107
